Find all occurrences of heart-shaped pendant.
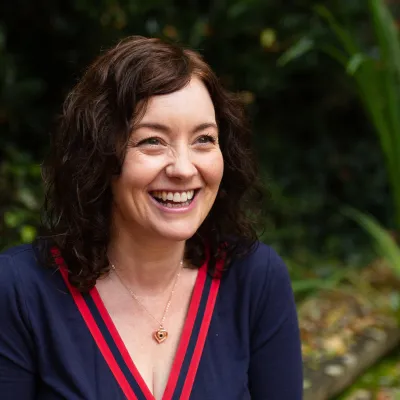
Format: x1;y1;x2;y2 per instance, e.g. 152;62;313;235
154;328;168;344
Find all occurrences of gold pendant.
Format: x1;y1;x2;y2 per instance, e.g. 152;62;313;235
154;327;168;344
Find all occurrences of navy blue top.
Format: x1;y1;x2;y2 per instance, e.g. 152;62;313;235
0;242;303;399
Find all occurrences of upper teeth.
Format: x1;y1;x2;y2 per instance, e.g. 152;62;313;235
152;190;195;203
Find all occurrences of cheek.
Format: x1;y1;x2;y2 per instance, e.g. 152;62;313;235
118;152;164;189
201;151;224;188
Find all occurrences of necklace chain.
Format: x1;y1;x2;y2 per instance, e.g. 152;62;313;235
110;260;183;329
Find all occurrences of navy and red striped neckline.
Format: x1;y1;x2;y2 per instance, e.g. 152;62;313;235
51;248;221;400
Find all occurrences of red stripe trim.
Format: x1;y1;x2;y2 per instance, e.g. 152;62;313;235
51;247;222;400
162;263;207;400
90;289;155;400
51;249;138;400
179;260;222;400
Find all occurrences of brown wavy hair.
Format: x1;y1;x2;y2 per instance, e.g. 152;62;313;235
36;36;263;292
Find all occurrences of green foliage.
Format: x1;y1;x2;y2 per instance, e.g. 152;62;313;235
281;0;400;227
314;0;400;298
344;207;400;278
0;147;42;250
316;0;400;284
277;0;400;277
337;349;400;399
318;0;400;231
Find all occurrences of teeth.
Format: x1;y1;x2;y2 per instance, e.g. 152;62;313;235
165;201;190;208
173;192;180;202
151;190;195;203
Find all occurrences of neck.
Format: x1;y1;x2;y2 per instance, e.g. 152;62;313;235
107;223;186;295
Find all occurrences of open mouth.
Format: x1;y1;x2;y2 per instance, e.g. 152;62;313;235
149;189;199;208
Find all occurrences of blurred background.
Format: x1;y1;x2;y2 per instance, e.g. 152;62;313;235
1;0;399;398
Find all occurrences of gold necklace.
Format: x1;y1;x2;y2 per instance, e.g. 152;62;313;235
110;260;183;344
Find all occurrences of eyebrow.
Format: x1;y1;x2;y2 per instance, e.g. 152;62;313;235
134;122;218;134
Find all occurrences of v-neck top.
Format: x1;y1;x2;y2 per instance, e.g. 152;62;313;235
0;242;303;400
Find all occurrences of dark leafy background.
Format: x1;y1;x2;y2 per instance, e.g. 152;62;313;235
0;0;389;267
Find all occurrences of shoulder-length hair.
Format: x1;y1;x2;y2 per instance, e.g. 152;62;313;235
36;36;263;292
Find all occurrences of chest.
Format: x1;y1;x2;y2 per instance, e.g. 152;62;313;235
93;294;251;400
34;260;255;400
111;302;191;398
96;272;196;399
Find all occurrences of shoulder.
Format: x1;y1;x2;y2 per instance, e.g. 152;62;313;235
224;242;294;322
0;244;54;296
228;241;289;287
0;245;39;329
0;244;68;325
1;243;36;259
0;243;41;279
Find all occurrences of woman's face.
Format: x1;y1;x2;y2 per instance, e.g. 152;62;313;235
111;77;224;243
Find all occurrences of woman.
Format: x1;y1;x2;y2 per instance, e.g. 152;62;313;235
0;36;303;399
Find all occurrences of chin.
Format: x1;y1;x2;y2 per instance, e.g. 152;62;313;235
159;230;197;242
152;223;199;242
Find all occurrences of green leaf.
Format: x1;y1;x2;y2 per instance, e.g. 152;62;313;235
18;188;39;209
369;0;400;76
260;28;277;49
389;292;400;311
277;37;314;66
368;0;400;228
346;53;367;75
4;211;19;228
343;207;400;278
314;4;360;55
319;44;349;66
20;225;36;243
291;269;345;294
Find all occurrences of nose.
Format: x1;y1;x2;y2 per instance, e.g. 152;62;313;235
165;146;197;180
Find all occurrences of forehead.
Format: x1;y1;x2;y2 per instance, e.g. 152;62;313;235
139;78;216;125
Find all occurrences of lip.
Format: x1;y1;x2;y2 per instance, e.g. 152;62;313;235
148;189;200;214
148;188;200;193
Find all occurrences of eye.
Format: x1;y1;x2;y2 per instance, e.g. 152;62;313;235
196;134;217;145
137;137;164;147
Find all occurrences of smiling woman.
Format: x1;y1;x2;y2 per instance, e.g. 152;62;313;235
112;77;224;243
0;36;303;400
